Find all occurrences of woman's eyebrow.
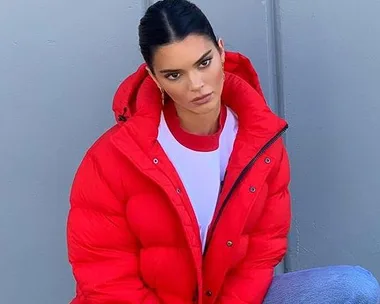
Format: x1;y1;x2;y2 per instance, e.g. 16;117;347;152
159;49;212;74
193;49;213;66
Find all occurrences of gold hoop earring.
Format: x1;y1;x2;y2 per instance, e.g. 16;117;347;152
160;89;165;105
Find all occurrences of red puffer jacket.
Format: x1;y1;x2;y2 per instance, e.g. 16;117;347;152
67;51;291;304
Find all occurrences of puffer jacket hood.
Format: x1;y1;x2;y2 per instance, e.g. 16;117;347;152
111;50;287;153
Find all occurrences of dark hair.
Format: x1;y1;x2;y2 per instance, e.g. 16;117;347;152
138;0;219;71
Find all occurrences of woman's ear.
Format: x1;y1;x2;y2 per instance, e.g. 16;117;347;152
146;66;161;90
218;38;226;65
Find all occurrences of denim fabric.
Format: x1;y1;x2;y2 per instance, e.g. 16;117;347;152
264;265;380;304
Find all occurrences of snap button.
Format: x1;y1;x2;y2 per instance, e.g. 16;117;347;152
153;158;159;164
176;188;181;194
205;290;213;297
249;186;256;193
226;240;233;247
264;157;271;164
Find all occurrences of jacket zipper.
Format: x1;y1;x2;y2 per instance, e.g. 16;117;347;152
203;124;288;256
192;125;288;303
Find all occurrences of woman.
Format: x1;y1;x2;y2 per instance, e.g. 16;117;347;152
67;0;380;303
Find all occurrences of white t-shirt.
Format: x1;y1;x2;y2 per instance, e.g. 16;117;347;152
158;105;238;252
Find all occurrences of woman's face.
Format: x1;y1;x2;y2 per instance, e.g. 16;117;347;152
148;34;225;115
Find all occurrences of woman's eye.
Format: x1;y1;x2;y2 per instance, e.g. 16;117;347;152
199;58;211;68
166;73;180;80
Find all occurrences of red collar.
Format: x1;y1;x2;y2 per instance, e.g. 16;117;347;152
163;101;227;152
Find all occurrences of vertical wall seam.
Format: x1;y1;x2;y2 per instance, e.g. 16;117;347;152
272;0;285;122
265;0;278;115
273;0;292;274
266;0;285;120
266;0;288;275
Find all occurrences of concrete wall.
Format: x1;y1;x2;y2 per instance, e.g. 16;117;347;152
1;0;379;303
0;1;143;303
279;0;380;279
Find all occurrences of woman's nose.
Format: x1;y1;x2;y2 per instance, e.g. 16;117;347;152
189;72;204;91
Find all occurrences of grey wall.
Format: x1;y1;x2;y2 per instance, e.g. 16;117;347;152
279;0;380;279
0;1;144;303
1;0;379;303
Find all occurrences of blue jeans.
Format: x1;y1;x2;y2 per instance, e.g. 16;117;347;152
264;265;380;303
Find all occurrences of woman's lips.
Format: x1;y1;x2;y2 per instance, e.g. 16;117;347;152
191;92;213;105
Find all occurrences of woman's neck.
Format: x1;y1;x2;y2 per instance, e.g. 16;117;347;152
175;103;221;136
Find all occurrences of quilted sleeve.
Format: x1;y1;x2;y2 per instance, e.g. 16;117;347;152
217;141;291;304
67;153;161;304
